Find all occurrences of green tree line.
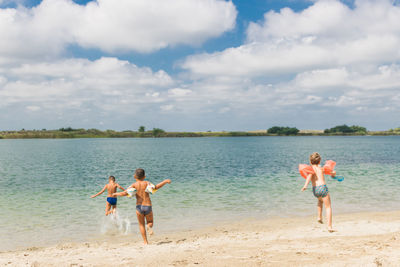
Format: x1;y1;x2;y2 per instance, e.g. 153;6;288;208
1;124;400;139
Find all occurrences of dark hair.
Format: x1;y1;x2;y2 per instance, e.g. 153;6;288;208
135;168;145;179
109;176;115;181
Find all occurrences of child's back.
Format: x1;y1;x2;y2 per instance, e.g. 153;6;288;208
133;180;152;206
301;152;335;232
91;176;125;216
113;168;171;244
310;165;326;187
105;181;120;197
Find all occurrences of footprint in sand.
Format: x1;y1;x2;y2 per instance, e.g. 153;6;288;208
157;240;173;245
172;260;188;266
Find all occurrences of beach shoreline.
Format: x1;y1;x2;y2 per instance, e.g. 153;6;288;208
1;210;399;266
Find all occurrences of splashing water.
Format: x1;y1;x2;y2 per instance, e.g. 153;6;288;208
100;211;133;236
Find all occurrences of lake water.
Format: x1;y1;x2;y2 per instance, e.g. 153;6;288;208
0;136;399;251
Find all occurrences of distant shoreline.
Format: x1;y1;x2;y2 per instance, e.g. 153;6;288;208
1;129;399;139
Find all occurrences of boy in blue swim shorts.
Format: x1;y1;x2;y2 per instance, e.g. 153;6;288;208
91;176;125;216
301;152;336;232
113;168;171;244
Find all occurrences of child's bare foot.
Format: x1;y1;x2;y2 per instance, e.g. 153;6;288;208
328;228;336;233
147;225;154;235
317;219;323;224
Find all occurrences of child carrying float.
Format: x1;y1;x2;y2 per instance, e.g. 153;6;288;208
299;153;342;232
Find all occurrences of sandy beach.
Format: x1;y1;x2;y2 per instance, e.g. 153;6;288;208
1;210;399;266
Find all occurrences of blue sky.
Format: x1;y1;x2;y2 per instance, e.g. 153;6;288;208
1;0;400;131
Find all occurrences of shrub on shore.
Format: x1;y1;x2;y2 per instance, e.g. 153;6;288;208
152;128;165;137
324;125;367;134
267;126;300;135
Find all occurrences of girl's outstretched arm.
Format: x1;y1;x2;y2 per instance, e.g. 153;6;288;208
91;185;106;198
301;174;312;191
155;179;171;190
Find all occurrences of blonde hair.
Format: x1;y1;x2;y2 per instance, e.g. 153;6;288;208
309;152;321;165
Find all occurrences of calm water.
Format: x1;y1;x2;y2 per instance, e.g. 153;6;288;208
0;136;399;251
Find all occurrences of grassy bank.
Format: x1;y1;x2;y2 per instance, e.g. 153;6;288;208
0;129;399;139
0;129;269;139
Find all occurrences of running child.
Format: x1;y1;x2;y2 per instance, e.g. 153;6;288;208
301;152;336;232
91;176;125;216
113;168;171;244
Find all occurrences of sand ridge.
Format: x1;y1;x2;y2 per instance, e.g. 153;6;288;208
1;211;400;266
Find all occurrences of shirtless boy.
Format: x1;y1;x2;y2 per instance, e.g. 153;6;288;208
301;152;336;232
113;168;171;244
91;176;125;216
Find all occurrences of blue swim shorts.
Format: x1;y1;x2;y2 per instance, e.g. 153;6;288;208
107;197;117;206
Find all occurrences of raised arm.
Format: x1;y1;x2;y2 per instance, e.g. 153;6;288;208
155;179;171;190
301;174;312;192
91;185;106;198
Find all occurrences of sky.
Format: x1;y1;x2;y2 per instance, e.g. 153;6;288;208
1;0;400;131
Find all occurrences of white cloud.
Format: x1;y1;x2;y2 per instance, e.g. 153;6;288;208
0;75;6;85
1;0;399;130
0;57;174;110
160;104;174;111
159;61;400;123
182;0;400;77
218;107;230;113
0;0;237;63
293;68;349;90
75;0;237;53
165;0;400;130
347;65;400;90
26;105;41;111
168;88;192;97
276;64;400;109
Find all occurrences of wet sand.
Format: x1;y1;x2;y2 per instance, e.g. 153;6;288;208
1;211;400;266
